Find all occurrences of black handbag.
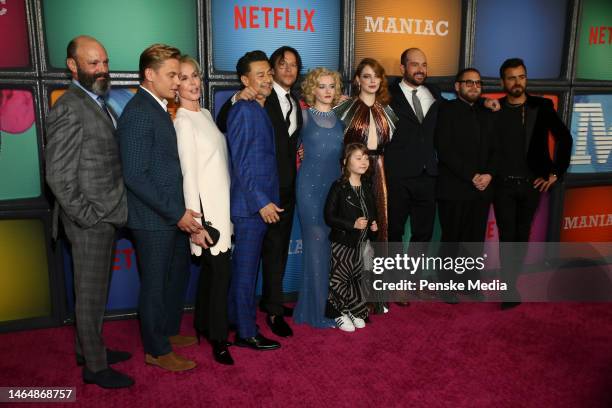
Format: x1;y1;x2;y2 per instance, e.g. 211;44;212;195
202;220;220;247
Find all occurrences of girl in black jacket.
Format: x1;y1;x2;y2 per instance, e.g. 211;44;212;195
324;143;378;332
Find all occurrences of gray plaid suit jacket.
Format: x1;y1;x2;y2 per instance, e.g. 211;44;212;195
45;83;127;237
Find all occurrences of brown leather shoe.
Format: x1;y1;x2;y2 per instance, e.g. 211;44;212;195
145;352;196;372
169;335;197;348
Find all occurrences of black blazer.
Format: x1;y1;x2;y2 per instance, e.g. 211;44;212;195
385;80;442;179
434;99;498;201
498;94;572;179
217;88;303;190
324;179;378;248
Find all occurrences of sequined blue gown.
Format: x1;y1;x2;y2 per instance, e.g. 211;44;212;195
294;108;344;328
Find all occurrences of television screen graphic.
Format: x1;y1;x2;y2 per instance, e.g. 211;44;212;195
0;0;30;69
569;94;612;173
473;0;569;79
211;0;341;73
43;0;198;71
0;89;40;201
354;0;461;77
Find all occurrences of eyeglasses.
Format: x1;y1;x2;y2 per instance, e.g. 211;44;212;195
457;80;482;88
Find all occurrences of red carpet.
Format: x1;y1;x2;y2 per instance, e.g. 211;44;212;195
1;303;612;407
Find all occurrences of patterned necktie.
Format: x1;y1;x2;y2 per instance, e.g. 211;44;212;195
285;93;293;129
411;89;424;123
97;96;115;126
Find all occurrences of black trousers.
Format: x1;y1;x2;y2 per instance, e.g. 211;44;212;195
194;249;231;341
437;198;490;288
438;198;490;243
388;173;437;243
260;187;295;316
493;178;541;292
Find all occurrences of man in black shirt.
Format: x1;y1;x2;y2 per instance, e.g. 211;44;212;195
435;68;496;301
494;58;572;309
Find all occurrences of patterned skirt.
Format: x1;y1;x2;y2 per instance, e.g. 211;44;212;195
325;242;368;319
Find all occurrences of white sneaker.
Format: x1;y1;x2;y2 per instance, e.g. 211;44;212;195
335;314;355;332
348;312;366;329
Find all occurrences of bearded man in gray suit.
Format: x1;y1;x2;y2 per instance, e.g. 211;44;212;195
45;35;133;389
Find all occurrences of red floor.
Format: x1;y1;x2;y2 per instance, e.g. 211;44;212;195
1;303;611;407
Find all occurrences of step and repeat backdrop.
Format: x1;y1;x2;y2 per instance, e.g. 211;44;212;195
1;0;611;330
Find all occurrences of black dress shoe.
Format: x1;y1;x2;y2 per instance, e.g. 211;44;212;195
266;315;293;337
211;340;234;365
283;306;294;317
76;349;132;366
234;334;280;351
83;367;134;389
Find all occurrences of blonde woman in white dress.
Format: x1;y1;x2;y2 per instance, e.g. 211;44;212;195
174;55;233;365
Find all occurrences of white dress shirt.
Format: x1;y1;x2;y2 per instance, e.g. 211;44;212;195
399;80;435;119
140;85;168;112
273;81;298;136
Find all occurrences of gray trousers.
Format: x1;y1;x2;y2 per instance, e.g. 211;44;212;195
62;213;116;372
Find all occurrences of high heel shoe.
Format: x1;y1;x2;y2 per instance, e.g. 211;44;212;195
211;340;234;365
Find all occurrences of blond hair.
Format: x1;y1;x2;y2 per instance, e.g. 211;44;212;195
179;55;201;75
139;43;181;82
301;67;343;107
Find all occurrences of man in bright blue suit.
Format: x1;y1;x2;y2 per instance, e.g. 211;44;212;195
227;50;283;350
117;44;203;371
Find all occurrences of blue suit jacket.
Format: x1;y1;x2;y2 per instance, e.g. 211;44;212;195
117;87;185;230
226;100;279;218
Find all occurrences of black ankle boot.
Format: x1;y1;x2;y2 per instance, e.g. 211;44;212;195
211;340;234;365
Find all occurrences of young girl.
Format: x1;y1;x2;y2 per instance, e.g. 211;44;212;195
324;143;378;332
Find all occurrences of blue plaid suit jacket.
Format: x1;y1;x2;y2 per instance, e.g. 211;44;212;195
226;100;279;218
117;87;185;230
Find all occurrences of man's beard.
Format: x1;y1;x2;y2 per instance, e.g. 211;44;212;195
404;71;426;86
77;66;110;96
460;89;480;103
507;85;524;98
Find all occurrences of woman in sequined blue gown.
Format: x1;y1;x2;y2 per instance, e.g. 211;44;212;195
294;68;345;328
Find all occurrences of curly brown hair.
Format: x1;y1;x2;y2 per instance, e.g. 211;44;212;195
301;67;343;107
352;58;390;106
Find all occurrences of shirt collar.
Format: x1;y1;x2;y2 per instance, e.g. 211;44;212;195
400;79;422;93
73;79;103;104
273;81;291;99
139;85;168;111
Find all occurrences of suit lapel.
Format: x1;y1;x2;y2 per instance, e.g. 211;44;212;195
524;96;538;154
291;91;303;131
69;84;115;131
265;90;285;126
392;83;420;124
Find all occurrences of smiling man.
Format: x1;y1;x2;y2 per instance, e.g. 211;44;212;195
117;44;202;372
46;35;132;389
226;50;282;351
217;46;303;338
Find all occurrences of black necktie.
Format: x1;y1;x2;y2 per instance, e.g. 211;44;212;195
97;96;115;126
285;93;293;129
411;89;424;123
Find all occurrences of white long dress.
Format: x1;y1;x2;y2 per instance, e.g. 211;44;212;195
175;107;232;256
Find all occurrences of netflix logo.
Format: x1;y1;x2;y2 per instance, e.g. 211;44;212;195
589;26;612;44
234;5;315;32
